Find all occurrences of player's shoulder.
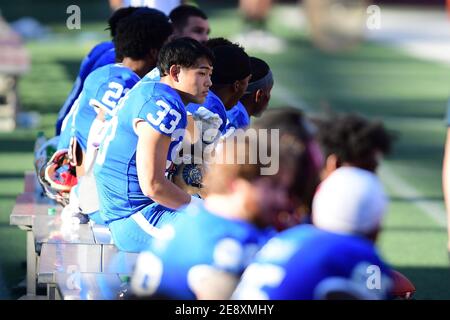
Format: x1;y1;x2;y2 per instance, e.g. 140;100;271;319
108;64;140;83
205;91;227;114
88;41;114;59
148;82;185;109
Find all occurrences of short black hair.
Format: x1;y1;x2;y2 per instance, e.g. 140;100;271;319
157;37;214;76
169;5;208;31
249;57;270;83
315;113;394;172
211;45;251;85
114;8;172;61
107;6;139;38
205;37;236;50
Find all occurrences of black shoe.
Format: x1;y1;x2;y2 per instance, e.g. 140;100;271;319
73;212;90;224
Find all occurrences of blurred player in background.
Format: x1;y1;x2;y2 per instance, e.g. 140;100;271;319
130;108;321;299
109;0;185;16
314;113;393;181
239;0;272;31
169;5;210;44
232;166;394;300
94;38;214;252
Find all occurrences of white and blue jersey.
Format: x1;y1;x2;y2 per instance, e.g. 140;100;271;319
233;224;393;300
143;67;161;82
187;91;228;136
226;101;250;132
55;41;116;135
94;81;187;223
72;63;140;152
131;203;273;299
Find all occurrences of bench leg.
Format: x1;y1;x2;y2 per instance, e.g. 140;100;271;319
26;230;37;296
47;284;57;300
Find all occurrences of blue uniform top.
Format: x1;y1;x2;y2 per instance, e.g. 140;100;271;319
94;81;187;223
91;48;116;71
132;203;273;299
226;101;250;132
186;91;228;136
72;63;140;152
55;41;116;135
233;224;393;300
57;97;79;150
143;67;161;82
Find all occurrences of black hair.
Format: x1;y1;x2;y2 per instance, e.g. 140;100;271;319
114;8;172;61
315;113;394;172
249;57;270;83
205;37;238;50
211;45;251;85
107;7;139;38
169;5;208;31
157;37;214;76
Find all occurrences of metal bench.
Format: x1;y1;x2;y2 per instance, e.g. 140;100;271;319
9;171;60;297
55;272;125;300
37;243;102;299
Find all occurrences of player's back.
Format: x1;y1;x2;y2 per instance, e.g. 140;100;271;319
233;224;393;300
132;203;270;299
73;63;140;152
94;81;187;223
79;41;115;81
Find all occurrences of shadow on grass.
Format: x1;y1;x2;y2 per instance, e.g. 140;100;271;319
0;139;34;153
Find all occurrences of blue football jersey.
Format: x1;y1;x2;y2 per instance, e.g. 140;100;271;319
72;63;140;152
226;101;250;131
233;224;393;300
91;48;116;71
131;203;272;299
186;91;228;136
55;41;116;135
57;97;80;150
94;81;187;223
142;67;161;82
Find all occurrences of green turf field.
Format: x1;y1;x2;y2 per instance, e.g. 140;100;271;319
0;1;449;299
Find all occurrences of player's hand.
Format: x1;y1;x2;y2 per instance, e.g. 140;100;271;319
192;107;223;144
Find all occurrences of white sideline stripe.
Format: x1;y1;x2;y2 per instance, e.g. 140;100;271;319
378;165;447;227
131;211;167;239
276;82;447;228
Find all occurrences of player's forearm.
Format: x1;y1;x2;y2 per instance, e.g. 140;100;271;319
144;178;191;209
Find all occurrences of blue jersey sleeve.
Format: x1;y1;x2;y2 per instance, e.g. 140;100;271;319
91;48;116;72
138;97;186;136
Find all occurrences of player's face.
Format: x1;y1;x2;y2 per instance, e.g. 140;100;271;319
227;74;252;109
243;171;292;228
178;57;213;104
180;16;210;44
254;84;273;117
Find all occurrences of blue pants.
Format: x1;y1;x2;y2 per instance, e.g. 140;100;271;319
108;203;178;253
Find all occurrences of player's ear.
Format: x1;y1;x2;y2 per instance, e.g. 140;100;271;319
169;65;181;82
255;89;264;103
322;154;339;180
232;80;240;93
